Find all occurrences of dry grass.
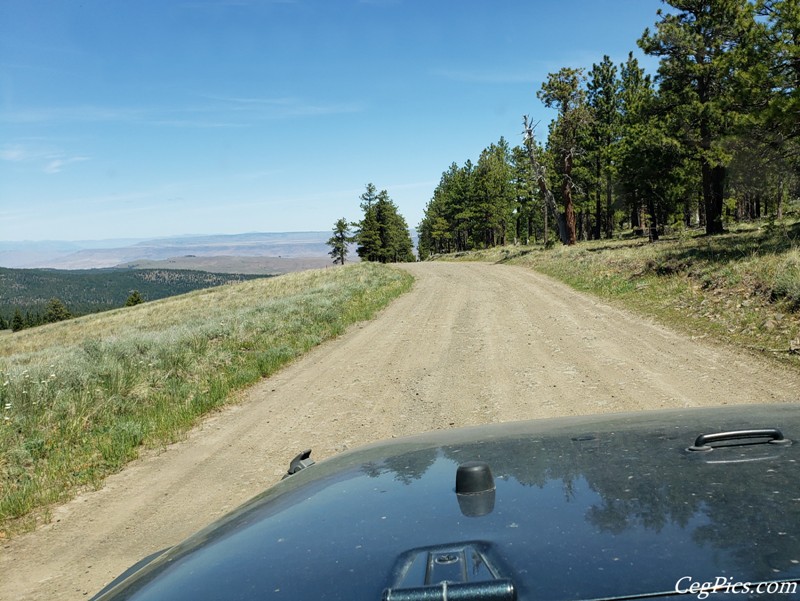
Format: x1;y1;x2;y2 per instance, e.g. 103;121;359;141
0;263;413;534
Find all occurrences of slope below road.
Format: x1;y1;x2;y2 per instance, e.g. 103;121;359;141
2;262;798;600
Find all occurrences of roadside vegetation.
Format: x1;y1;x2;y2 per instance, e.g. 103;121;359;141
440;218;800;367
416;0;799;374
418;0;798;258
0;263;412;535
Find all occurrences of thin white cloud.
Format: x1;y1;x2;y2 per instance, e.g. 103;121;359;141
0;146;31;162
1;96;364;127
282;101;365;117
0;105;147;125
1;142;89;173
201;94;296;105
44;156;89;174
146;119;249;128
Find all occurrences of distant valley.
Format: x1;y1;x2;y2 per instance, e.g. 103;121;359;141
0;232;348;326
0;267;267;324
0;231;336;270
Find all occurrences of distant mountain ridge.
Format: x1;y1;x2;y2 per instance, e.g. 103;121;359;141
0;232;332;269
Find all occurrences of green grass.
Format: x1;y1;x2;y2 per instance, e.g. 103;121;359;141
439;219;800;365
0;263;413;534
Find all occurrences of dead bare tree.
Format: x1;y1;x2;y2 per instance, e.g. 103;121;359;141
523;115;568;245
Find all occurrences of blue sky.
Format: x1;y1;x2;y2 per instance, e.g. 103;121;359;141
1;0;665;242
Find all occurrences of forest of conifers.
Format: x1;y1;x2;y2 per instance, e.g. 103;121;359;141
417;0;799;258
0;268;263;331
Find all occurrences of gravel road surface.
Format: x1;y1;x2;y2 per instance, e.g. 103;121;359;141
2;262;798;600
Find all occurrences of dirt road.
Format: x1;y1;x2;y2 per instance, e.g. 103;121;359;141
2;262;798;600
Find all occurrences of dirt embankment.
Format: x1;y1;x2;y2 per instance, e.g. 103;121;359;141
2;262;798;601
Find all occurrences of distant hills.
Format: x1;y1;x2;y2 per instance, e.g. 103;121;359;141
0;231;392;326
0;232;348;325
0;232;334;270
0;267;268;322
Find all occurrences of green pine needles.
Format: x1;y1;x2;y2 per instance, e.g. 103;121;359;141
353;183;415;263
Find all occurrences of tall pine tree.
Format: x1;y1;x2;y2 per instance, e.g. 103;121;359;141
587;55;621;239
355;184;383;262
327;218;354;265
538;68;592;245
639;0;757;234
355;184;415;263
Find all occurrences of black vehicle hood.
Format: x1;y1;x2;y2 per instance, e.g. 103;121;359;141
94;405;800;600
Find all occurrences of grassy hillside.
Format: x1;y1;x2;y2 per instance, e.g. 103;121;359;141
0;266;265;321
0;263;413;534
442;220;800;366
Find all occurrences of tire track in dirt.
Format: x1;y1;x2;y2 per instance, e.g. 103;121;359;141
1;262;798;600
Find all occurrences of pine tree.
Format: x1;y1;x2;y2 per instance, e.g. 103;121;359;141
615;52;688;238
355;184;383;262
11;309;24;332
327;218;354;265
355;184;415;263
639;0;757;235
538;67;592;245
24;310;39;329
125;290;145;306
587;55;621;239
511;144;538;245
375;190;415;263
474;137;516;247
755;0;800;150
43;298;72;323
740;0;800;210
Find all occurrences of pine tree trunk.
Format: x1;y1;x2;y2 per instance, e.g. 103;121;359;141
543;201;548;246
683;202;692;227
563;152;577;245
647;197;659;242
605;174;613;239
701;160;725;235
594;159;602;240
632;193;644;237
